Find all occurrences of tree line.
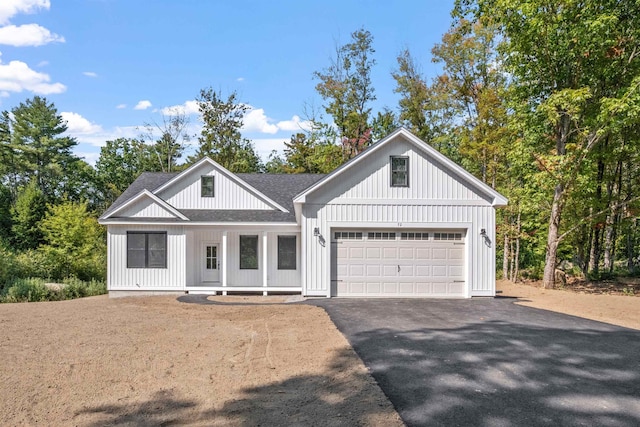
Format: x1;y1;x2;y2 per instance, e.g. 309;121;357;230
1;0;639;292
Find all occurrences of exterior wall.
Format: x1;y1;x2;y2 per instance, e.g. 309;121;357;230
118;197;177;218
301;135;497;297
107;224;186;290
310;136;490;204
158;163;275;210
185;227;301;287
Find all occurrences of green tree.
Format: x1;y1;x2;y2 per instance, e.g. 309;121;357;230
193;88;262;172
11;181;47;251
9;96;81;201
39;200;105;280
94;138;158;209
460;0;640;287
314;28;377;159
142;113;190;172
392;49;432;140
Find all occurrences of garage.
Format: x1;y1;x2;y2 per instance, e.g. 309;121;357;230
331;230;466;297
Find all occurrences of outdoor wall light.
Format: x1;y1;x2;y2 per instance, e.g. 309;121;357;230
313;227;320;237
480;228;487;236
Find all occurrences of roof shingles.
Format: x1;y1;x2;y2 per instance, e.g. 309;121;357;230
101;171;325;223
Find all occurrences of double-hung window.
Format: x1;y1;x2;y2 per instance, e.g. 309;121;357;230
390;156;409;187
127;232;167;268
277;236;296;270
240;235;258;269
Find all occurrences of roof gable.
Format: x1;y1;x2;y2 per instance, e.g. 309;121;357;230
294;128;508;207
100;190;188;220
153;157;289;212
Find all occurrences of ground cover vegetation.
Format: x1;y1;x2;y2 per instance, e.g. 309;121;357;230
1;0;639;301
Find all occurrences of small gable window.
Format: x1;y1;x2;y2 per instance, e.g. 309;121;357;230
277;236;296;270
391;156;409;187
201;176;214;197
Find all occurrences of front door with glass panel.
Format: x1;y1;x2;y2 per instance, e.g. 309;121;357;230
202;243;220;282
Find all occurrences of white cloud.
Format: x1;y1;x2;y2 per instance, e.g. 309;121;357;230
61;111;102;134
161;100;200;116
75;150;100;166
37;59;47;67
71;125;141;148
276;115;313;133
134;100;152;110
243;108;278;134
115;103;126;109
0;54;65;94
0;23;64;46
83;71;97;78
0;0;50;25
236;77;244;82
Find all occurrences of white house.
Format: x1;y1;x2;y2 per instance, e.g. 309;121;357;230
99;128;507;298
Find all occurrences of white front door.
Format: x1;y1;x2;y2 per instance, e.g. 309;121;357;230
202;243;220;282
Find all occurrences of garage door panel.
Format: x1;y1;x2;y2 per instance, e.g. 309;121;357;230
366;247;381;258
349;247;364;259
366;265;381;276
333;229;466;298
399;248;414;259
415;248;431;259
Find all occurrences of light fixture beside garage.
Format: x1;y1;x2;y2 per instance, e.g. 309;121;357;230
313;227;320;237
480;228;487;236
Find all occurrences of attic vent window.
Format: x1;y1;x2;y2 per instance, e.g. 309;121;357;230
391;156;409;187
201;176;214;197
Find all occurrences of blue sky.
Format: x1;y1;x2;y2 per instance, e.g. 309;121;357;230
0;0;455;165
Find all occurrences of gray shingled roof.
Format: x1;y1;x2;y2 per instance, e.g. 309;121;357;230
101;171;325;223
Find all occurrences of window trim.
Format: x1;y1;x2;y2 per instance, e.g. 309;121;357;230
277;235;297;270
201;175;215;197
127;231;167;269
239;235;259;270
390;156;409;187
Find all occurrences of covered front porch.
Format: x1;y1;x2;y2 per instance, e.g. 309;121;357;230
184;225;302;295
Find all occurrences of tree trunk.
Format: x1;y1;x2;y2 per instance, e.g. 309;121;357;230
543;184;564;288
603;213;615;272
503;232;509;280
512;210;521;282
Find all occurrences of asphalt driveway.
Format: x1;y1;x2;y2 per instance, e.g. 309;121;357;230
309;297;640;427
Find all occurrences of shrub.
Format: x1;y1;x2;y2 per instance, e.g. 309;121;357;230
0;277;107;303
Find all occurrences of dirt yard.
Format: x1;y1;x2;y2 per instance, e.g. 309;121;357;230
497;279;640;330
0;295;402;426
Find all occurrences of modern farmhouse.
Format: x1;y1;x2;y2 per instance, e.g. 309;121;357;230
99;128;507;298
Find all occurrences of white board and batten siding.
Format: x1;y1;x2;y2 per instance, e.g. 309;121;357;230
301;134;497;297
185;228;301;287
157;163;274;210
107;225;186;290
118;197;178;218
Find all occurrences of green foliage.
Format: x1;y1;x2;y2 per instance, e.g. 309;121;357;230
11;181;47;251
38;200;106;281
0;277;106;303
193;88;263;172
314;28;377;158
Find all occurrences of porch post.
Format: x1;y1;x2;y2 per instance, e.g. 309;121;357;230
262;232;268;295
222;231;228;296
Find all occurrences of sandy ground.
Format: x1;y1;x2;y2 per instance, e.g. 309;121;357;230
497;279;640;330
0;295;402;426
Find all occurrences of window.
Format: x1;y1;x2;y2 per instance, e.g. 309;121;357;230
401;232;429;240
127;232;167;268
367;232;396;240
433;232;463;241
201;175;214;197
240;235;258;269
334;232;363;240
391;156;409;187
278;236;296;270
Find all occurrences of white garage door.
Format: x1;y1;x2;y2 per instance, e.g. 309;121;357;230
331;230;466;297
